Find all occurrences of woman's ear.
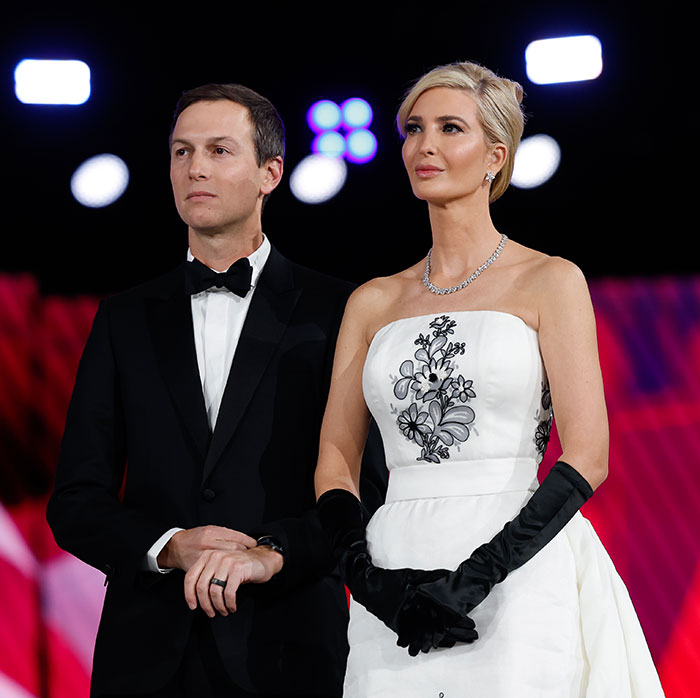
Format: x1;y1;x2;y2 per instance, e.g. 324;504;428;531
489;143;508;174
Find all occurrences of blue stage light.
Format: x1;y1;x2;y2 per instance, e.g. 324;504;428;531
14;59;91;105
306;100;342;133
341;98;373;129
525;35;603;85
312;131;347;158
345;129;377;164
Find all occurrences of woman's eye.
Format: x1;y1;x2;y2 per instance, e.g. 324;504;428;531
405;122;421;134
443;122;463;133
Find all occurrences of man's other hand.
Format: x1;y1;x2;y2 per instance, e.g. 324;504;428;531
157;525;257;572
184;546;284;616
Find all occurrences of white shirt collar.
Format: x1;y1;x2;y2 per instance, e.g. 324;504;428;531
186;234;271;289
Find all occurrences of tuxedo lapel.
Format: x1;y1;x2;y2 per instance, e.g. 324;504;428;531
146;265;211;460
203;248;300;481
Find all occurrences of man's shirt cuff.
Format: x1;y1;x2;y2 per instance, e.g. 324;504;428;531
144;527;184;573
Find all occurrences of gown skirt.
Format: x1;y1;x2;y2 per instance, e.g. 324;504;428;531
343;311;665;697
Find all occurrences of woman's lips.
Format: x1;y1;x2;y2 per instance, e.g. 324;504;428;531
415;166;443;177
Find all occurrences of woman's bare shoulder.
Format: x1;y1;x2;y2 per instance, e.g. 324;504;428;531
345;266;422;341
509;248;593;339
506;240;587;291
348;272;405;313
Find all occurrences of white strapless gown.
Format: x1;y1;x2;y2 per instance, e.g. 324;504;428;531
344;311;664;697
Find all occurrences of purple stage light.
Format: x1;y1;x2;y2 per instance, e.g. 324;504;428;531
340;98;373;130
306;100;342;133
311;131;347;158
345;129;377;164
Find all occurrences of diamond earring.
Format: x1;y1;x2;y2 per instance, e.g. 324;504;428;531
485;171;496;183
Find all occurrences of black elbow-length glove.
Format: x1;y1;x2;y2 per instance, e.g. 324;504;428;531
399;461;594;632
316;488;478;655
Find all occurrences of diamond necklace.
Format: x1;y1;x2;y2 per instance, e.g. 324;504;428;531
422;234;508;295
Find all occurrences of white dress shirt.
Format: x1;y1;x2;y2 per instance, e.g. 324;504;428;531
144;235;271;573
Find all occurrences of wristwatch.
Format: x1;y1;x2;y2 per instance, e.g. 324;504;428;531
256;535;285;559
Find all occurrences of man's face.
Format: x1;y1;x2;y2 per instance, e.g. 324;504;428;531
170;100;270;235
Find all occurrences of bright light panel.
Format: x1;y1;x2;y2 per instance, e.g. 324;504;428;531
289;154;347;204
14;59;91;105
71;154;129;207
525;35;602;85
511;134;561;189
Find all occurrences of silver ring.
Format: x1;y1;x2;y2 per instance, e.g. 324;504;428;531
209;577;227;588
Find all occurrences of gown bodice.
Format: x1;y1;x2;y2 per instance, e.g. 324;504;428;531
363;311;552;485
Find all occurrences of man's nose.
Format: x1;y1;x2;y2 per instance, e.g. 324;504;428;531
188;151;209;179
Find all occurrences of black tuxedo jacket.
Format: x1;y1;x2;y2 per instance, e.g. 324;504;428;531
47;247;387;697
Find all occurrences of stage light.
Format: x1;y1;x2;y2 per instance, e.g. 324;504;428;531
306;100;342;133
345;129;377;164
14;59;91;105
525;35;603;85
341;98;373;129
70;154;129;208
312;131;347;158
511;134;561;189
289;154;347;204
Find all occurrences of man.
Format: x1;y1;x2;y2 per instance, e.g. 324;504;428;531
47;83;386;698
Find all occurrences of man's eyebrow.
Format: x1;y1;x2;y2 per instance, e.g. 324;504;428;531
206;136;238;144
170;135;239;147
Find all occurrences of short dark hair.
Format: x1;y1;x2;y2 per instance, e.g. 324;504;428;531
170;83;285;210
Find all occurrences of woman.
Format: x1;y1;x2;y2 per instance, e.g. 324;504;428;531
314;62;664;696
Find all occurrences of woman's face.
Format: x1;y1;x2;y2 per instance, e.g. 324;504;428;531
401;87;502;205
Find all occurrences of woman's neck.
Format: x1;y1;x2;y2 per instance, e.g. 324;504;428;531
425;199;502;281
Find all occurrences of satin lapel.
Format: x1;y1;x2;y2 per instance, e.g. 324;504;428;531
146;265;211;460
202;248;300;482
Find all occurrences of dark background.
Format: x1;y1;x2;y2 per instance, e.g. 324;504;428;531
1;3;684;296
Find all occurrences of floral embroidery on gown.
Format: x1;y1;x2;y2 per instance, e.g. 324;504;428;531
344;311;664;698
393;314;475;463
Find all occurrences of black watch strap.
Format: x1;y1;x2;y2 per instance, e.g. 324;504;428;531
256;535;285;558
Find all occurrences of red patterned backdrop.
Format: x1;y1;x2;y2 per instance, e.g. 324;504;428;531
1;273;698;697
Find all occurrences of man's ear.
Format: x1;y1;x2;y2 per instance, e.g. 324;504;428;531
260;156;284;196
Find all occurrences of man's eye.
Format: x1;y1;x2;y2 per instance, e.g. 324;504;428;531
214;147;228;155
174;148;188;156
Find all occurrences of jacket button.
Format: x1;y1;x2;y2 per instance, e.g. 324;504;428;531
202;488;216;502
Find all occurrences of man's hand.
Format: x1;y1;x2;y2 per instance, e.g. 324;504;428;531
157;525;257;572
184;546;284;617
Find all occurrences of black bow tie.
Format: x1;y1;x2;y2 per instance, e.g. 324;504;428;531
185;257;253;297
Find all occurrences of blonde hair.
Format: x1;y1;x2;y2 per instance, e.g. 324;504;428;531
396;61;525;203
